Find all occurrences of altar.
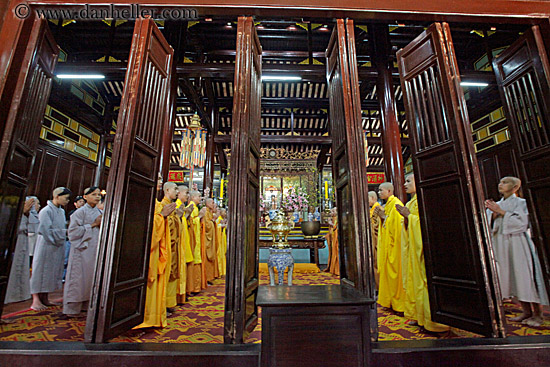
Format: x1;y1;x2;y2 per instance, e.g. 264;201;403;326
259;226;329;267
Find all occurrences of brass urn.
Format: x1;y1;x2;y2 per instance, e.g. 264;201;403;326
266;211;295;249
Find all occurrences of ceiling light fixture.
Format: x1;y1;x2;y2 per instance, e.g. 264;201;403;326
460;81;489;87
56;74;105;79
261;75;302;82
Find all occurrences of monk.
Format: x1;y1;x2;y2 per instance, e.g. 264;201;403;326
396;174;450;332
369;191;381;288
176;184;188;209
201;198;219;283
64;187;102;316
136;174;176;328
30;187;71;311
216;208;227;277
374;182;405;313
175;185;193;304
186;191;204;294
326;207;339;276
162;182;181;312
485;176;549;326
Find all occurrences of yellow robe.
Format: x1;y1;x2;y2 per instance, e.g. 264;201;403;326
187;203;202;293
370;202;381;288
177;208;193;304
402;195;449;332
163;197;181;308
216;216;227;276
329;218;339;276
202;208;218;282
135;200;169;328
378;195;405;312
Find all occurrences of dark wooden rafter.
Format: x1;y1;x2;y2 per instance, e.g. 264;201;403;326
55;62;497;83
179;78;213;132
214;134;331;145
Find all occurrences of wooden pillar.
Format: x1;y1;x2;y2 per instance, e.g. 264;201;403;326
370;24;406;202
159;63;177;185
94;103;114;187
203;107;216;195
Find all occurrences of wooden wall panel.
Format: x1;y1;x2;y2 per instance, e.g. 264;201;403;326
477;142;519;201
28;142;97;213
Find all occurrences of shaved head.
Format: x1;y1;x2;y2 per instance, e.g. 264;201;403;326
205;198;215;209
163;182;177;191
368;191;378;207
503;176;521;188
379;182;394;192
190;190;201;204
378;182;394;200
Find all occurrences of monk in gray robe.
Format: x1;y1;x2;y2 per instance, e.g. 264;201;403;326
30;187;71;311
5;197;36;304
485;176;549;327
27;197;40;261
64;187;102;316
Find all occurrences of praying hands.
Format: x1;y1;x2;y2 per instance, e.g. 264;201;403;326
485;199;506;217
374;205;386;220
395;204;410;218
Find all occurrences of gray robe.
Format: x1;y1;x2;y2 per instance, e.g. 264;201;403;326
30;201;67;294
27;203;40;256
5;215;31;303
488;194;549;304
64;203;101;310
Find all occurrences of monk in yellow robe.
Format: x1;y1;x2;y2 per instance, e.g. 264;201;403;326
327;208;339;276
369;191;381;288
161;182;182;312
201;198;218;283
135;176;176;328
216;208;227;277
175;185;193;304
396;174;450;332
375;182;405;313
186;190;204;294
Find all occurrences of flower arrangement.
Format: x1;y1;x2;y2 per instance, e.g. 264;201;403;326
281;187;309;214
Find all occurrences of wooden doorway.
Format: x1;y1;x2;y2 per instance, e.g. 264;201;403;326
492;26;550;295
224;16;262;344
0;14;59;315
396;22;505;337
85;17;175;342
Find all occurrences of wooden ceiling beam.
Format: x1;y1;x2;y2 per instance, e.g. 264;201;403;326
178;79;213;132
178;97;391;110
212;135;331;145
54;62;496;85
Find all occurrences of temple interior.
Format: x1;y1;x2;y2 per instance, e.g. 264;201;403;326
0;6;550;366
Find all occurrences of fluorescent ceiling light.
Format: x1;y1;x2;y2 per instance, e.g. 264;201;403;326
261;75;302;81
460;81;488;87
56;74;105;79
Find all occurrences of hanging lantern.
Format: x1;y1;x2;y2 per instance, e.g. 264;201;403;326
188;112;202;131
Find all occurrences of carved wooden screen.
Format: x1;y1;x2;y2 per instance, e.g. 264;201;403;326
224;16;262;344
0;16;59;313
85;18;174;343
325;19;374;296
493;26;550;290
397;23;504;337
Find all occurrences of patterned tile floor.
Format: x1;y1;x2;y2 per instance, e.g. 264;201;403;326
1;271;549;342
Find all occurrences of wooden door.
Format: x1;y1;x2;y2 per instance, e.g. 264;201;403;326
85;18;174;342
224;16;262;344
325;19;375;297
492;26;550;290
0;16;59;314
397;23;504;337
